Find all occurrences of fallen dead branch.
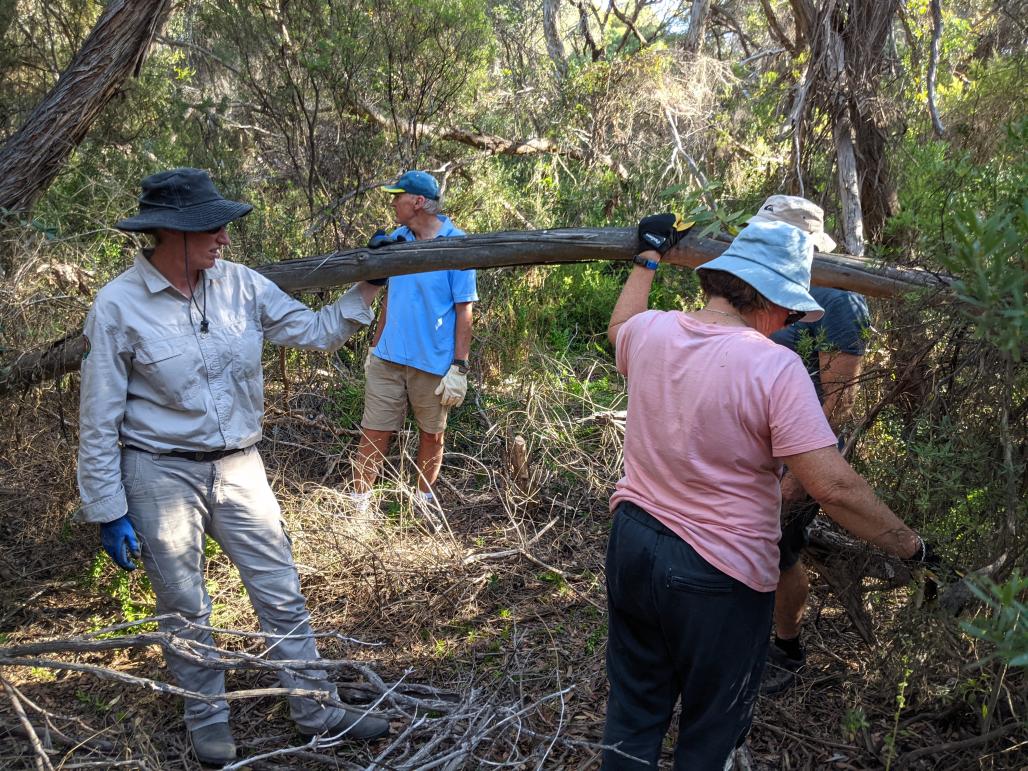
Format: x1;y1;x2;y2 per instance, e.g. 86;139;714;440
0;616;638;769
0;227;954;395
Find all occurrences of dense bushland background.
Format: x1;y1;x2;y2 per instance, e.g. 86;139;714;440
0;1;1024;768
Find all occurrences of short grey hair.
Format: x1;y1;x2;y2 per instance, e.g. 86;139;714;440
422;197;442;215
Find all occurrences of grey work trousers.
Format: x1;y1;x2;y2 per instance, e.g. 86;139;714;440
122;445;345;732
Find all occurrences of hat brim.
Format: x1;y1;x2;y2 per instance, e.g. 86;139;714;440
810;231;837;253
381;184;439;200
115;200;253;233
698;253;824;323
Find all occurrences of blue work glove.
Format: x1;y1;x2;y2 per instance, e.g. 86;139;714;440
100;515;141;571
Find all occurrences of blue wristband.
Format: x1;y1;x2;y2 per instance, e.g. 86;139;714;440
632;254;659;270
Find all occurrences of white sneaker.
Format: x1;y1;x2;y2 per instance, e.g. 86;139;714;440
343;490;378;520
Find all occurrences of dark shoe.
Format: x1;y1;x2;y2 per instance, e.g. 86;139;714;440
301;708;390;741
189;722;237;767
760;642;805;696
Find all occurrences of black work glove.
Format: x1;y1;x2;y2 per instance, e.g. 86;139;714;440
637;213;694;255
367;229;409;249
366;229;409;284
906;536;945;602
907;536;941;569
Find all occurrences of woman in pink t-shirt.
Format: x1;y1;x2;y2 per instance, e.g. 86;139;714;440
601;215;932;770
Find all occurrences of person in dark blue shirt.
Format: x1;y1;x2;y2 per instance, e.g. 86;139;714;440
765;284;870;694
743;195;874;695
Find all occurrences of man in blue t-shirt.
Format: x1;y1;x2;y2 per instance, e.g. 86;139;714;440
767;285;870;693
348;171;478;528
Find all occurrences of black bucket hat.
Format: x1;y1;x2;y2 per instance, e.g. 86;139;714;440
115;168;253;232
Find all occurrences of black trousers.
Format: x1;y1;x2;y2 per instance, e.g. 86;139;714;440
602;502;774;770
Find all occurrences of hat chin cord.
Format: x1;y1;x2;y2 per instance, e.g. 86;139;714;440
183;232;209;334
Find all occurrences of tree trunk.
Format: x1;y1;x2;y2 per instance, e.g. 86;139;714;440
843;0;903;242
542;0;568;80
825;23;865;256
682;0;712;54
0;0;172;217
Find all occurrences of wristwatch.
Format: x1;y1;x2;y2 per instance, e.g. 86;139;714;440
452;358;469;374
632;254;660;270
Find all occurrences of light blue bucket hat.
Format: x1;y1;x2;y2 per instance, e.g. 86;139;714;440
698;220;824;322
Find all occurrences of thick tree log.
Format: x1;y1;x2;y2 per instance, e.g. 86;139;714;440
260;227;953;296
0;228;953;394
0;0;172;217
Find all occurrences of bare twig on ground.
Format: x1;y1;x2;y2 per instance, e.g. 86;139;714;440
1;677;56;771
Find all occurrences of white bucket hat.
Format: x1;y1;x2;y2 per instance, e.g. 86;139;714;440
747;195;837;253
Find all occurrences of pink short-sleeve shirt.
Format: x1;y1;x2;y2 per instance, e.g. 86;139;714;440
611;310;837;592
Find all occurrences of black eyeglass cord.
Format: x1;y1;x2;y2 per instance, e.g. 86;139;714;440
183;233;209;334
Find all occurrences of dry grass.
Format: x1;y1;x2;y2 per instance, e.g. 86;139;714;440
0;275;1023;768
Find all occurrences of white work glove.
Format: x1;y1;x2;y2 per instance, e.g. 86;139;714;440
434;365;468;407
364;349;375;369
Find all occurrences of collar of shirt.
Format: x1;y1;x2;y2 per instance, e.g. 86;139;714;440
134;251;224;295
392;214;464;241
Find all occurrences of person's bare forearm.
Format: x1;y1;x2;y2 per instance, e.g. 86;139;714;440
819;479;919;558
607;250;659;347
454;302;473;360
820;351;863;431
785;446;919;559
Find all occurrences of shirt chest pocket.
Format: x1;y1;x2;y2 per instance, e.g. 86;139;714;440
231;326;265;380
133;339;200;406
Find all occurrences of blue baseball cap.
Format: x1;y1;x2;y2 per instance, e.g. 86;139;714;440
697;221;824;322
382;170;440;200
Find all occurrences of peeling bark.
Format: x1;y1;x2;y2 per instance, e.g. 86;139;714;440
819;12;866;256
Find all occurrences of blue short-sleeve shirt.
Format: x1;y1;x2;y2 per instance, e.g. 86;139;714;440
770;286;870;402
372;215;478;376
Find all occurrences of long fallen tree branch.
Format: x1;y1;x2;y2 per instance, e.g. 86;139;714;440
0;227;953;395
258;227;953;296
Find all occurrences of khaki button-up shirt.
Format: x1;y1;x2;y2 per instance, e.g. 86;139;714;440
77;253;373;524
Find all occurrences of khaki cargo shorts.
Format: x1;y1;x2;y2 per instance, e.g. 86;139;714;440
362;354;449;434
